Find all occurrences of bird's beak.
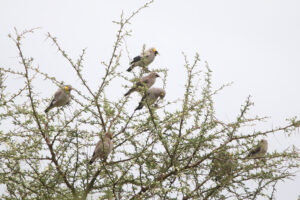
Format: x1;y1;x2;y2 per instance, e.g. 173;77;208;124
155;51;159;56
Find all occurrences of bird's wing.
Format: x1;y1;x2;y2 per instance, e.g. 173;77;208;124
95;139;104;153
142;79;149;84
48;91;61;107
48;98;56;107
104;139;112;154
141;92;148;102
248;146;261;157
130;56;142;64
54;89;64;100
135;81;144;87
140;79;150;88
135;93;148;110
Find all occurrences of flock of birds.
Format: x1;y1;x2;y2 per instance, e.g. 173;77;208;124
43;47;268;174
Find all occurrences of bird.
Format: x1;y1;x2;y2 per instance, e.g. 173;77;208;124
209;151;235;182
246;139;268;159
135;87;166;110
127;47;159;72
293;120;300;127
45;85;72;113
124;72;160;96
89;132;113;165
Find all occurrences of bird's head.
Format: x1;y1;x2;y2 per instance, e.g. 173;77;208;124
149;72;160;78
63;85;72;92
260;139;267;145
150;47;159;56
106;132;113;139
160;90;166;99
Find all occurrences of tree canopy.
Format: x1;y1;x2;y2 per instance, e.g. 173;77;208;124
0;2;300;199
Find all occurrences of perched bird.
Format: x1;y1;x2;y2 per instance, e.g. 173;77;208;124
246;139;268;159
293;120;300;127
127;47;159;72
209;151;235;182
124;72;160;96
135;87;166;110
89;132;113;165
45;85;72;113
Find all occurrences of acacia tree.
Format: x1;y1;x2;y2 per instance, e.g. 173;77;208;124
0;2;300;200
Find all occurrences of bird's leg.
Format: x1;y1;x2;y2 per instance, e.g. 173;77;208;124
141;66;150;73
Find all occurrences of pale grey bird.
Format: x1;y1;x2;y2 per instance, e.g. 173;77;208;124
124;72;160;96
45;85;72;113
246;139;268;158
135;87;166;110
89;132;113;164
293;120;300;127
127;47;159;72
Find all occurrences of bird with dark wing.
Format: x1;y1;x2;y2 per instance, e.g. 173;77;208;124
127;47;159;72
246;139;268;159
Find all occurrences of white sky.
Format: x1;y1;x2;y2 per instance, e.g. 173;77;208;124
1;0;300;199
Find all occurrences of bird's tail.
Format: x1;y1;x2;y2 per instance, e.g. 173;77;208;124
245;154;251;159
88;159;94;165
89;154;95;165
44;106;51;113
135;102;144;111
124;88;134;96
127;65;134;72
45;100;55;113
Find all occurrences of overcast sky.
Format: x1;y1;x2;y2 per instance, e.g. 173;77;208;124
1;0;300;199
